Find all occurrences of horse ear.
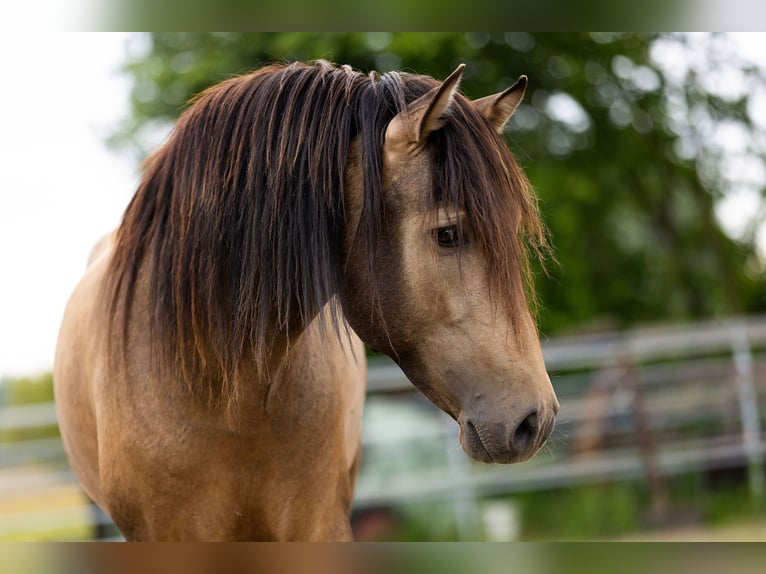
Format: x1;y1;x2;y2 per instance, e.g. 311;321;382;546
473;75;528;134
384;64;465;154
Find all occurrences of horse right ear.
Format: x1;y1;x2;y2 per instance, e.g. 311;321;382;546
384;64;465;157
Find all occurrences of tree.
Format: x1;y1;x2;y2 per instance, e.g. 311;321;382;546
112;32;766;336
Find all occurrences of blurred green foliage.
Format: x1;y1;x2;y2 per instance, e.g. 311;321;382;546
376;471;764;541
0;373;59;443
101;0;679;31
517;482;646;539
112;33;766;336
517;470;765;540
1;373;54;405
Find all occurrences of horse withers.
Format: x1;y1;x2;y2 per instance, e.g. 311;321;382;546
54;61;558;541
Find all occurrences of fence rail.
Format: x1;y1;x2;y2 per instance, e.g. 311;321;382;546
2;315;766;540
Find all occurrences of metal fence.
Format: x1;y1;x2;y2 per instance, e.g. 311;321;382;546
2;315;766;540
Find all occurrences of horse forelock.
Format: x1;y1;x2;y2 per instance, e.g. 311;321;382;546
427;93;549;330
105;61;546;406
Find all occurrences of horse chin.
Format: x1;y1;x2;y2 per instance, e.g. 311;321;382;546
458;420;495;463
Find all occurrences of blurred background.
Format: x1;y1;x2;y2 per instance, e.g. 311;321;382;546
2;32;766;541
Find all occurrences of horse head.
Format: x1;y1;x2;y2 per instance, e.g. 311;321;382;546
342;65;559;464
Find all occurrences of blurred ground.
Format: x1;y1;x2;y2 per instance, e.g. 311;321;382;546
619;518;766;541
0;466;91;541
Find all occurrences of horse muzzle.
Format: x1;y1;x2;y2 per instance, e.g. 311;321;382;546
457;405;557;464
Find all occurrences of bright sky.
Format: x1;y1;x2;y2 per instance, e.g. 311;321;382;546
0;33;764;379
0;33;139;377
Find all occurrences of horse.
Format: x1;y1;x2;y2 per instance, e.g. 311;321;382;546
54;61;559;541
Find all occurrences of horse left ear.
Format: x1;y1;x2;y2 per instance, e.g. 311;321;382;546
385;64;465;154
473;75;528;134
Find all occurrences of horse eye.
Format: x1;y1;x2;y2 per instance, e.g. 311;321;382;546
435;225;467;248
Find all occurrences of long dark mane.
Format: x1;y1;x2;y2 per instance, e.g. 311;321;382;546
106;61;547;404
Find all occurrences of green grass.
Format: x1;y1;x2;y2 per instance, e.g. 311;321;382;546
514;468;766;540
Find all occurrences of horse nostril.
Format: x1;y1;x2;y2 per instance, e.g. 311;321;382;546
510;411;539;454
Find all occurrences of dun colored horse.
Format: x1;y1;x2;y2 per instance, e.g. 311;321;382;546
54;61;558;541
